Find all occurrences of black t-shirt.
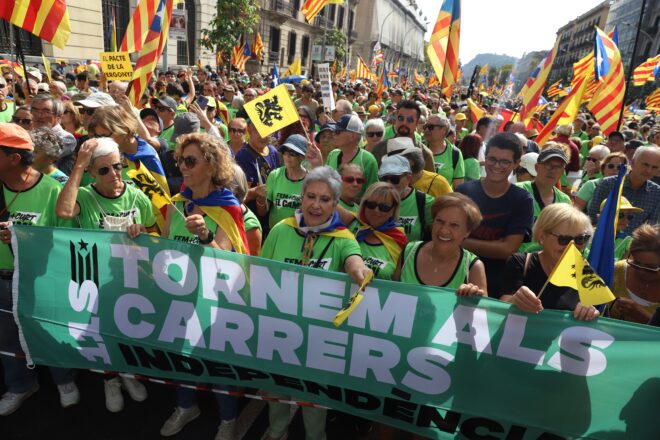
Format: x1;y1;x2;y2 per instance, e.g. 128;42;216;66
501;252;580;312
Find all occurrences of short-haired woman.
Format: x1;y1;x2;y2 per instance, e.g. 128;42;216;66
29;127;68;185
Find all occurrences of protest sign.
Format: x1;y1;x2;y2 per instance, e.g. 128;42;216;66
100;52;133;81
12;226;660;439
317;63;335;112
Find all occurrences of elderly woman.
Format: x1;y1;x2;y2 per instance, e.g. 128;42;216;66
364;118;385;152
354;182;407;280
29;127;68;185
580;144;610;185
393;193;487;296
260;166;370;440
500;204;598;320
574;152;627;212
604;224;659;324
256;134;308;229
55;137;155;413
159;132;247;439
338;163;365;214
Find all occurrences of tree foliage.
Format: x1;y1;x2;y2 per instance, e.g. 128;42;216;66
200;0;260;57
314;28;347;68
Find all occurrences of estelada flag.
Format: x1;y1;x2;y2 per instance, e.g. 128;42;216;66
0;0;71;49
547;242;615;307
243;84;300;138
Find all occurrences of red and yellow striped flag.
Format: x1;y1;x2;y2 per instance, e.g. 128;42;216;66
537;75;589;146
356;56;376;81
427;0;461;98
301;0;328;23
546;80;566;99
0;0;71;50
520;38;560;123
252;32;264;62
587;27;625;136
632;55;660;87
645;88;660;110
121;0;160;53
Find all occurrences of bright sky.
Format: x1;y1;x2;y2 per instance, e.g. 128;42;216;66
417;0;606;64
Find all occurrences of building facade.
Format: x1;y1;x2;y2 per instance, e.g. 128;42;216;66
549;0;610;82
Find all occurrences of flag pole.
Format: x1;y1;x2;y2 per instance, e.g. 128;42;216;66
619;0;647;127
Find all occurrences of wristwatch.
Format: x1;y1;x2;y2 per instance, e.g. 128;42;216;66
198;229;214;245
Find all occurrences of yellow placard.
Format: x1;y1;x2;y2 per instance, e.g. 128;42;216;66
332;271;374;327
41;54;52;83
243;84;300;138
100;52;134;81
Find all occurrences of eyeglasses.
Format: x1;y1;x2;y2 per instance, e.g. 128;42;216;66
585;157;599;162
605;163;623;170
366;131;383;138
541;162;565;172
618;212;635;221
364;200;394;212
342;176;365;185
281;148;303;157
177;155;199;168
485;156;514;168
548;232;591;246
12;117;32;125
626;259;660;274
397;115;416;124
30;107;53;115
380;175;402;185
79;108;95;116
229;128;245;134
423;124;445;131
97;163;123;176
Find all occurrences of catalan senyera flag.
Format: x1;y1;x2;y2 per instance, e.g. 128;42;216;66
243;84;300;138
301;0;328;23
252;32;264;62
520;38;560;123
587;27;625;136
0;0;71;50
355;56;376;81
478;64;489;78
427;0;460;93
128;0;174;107
109;7;118;52
547;242;615;307
645;88;660;110
632;55;660;86
428;74;439;87
413;69;426;85
536;74;589;146
121;0;159;53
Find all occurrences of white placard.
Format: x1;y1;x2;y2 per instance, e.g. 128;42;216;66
318;63;335;112
169;10;187;41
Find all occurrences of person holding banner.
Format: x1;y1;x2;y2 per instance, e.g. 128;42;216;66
260;166;370;440
393;193;487;296
500;204;599;320
55;136;154;412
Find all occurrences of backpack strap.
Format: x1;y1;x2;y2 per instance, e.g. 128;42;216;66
452;146;459;170
414;190;430;240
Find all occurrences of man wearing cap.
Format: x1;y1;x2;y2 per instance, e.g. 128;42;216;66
423;115;465;188
151;96;178;150
588;145;660;234
454;113;469;140
315;122;336;162
573;116;589;142
0;123;79;415
222;85;235;105
455;132;534;297
378;155;434;241
516;148;572;222
0;76;14;123
284;83;295;97
30;95;77;175
325;114;378;195
515;152;539;183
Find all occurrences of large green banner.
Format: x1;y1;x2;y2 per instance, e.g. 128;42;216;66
12;226;660;439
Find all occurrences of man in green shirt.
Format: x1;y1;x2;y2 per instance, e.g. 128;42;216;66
573;116;589;142
151;96;177;150
0;76;14;123
454;112;469;140
423;114;465;188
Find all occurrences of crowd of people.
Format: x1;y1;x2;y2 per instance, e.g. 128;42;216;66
0;61;658;440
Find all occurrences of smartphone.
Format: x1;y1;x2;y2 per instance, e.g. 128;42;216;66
197;95;209;111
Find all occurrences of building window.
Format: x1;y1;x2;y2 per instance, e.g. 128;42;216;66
0;23;42;56
288;32;297;65
301;35;310;64
329;5;336;23
348;10;354;32
101;0;130;52
270;26;281;54
176;0;196;66
338;7;345;29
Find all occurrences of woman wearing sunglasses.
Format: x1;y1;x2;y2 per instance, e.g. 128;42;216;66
11;105;33;131
363;118;385;153
500;204;599;320
605;223;659;324
338;163;365;214
393;193;487;296
55;137;155;413
574;152;627;212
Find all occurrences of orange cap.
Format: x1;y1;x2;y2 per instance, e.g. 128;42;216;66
0;123;33;150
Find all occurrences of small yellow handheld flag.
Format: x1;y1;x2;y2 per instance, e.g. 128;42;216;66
332;271;374;327
41;54;52;83
547;242;616;307
243;84;300;138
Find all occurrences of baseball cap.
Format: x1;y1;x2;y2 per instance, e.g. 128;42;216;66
0;123;33;150
592;135;604;146
525;128;539;138
204;96;217;108
139;108;163;131
171;113;200;140
386;137;417;156
519;152;538;177
379;155;411;178
77;92;116;108
537;148;568;164
335;114;364;135
279;134;308;156
150;96;177;112
223;85;235;92
314;123;336;143
455;113;467;121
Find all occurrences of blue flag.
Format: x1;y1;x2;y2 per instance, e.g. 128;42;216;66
271;63;279;88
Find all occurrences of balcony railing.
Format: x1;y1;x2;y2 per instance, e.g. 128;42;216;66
269;0;294;16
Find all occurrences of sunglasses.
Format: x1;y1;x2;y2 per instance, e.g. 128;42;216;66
281;148;303;157
618;212;634;221
366;131;383;138
380;175;402;185
423;124;444;131
229;128;245;134
605;163;623;169
397;115;416;124
548;232;591;246
97;162;123;176
155;106;171;112
626;259;660;274
12;117;32;125
79;108;95;116
364;200;394;212
177;155;199;168
342;176;365;185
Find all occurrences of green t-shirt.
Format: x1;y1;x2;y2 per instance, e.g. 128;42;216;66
243;205;262;232
339;198;359;214
575;178;602;209
398;189;433;242
161;124;176;150
168;201;218;244
261;221;361;272
360;241;396;280
76;183;156;230
432;140;465;185
383;125;423;144
0;174;67;269
401;241;477;289
515;181;572;222
585;235;632;260
464;157;481;182
0;101;15;123
266;167;305;229
325;148;379;197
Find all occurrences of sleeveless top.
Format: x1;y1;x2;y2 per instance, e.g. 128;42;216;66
401;241;478;289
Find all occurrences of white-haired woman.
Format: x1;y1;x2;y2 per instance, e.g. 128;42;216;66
580;144;610;185
29;127;68;185
56;137;155;412
364;118;385;152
